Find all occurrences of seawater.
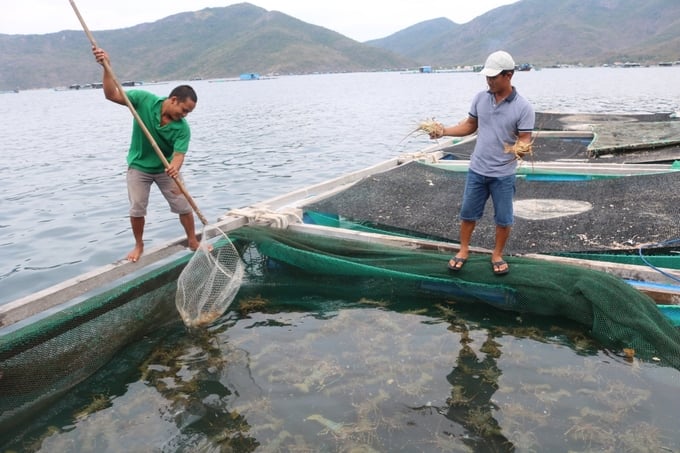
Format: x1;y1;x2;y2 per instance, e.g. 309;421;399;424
2;67;679;304
2;68;680;451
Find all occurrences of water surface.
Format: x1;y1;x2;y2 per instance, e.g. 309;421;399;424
2;67;680;451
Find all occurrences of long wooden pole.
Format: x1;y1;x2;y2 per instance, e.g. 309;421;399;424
68;0;208;226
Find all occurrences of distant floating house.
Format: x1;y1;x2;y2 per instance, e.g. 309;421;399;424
418;66;432;73
239;73;260;80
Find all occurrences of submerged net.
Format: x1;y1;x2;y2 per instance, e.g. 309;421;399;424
1;227;246;432
231;225;680;369
176;226;245;328
0;258;183;432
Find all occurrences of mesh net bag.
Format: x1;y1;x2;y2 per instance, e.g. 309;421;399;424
176;226;245;328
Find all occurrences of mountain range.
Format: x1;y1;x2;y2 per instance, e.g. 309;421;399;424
1;0;679;91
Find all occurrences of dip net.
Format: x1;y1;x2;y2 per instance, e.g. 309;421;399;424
175;226;245;328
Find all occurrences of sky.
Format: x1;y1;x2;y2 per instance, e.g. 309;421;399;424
1;0;520;42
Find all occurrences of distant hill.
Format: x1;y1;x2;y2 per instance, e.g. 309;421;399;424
0;3;415;90
1;0;680;91
364;18;458;59
368;0;680;68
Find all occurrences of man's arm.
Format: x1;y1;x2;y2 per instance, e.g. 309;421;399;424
166;152;185;179
92;47;126;106
440;116;478;137
517;131;533;144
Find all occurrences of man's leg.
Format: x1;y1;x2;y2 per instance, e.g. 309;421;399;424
155;173;201;251
450;219;476;269
179;212;200;251
450;170;487;270
491;225;511;273
127;168;152;263
127;216;145;262
490;174;515;274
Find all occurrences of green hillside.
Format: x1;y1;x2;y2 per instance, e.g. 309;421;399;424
368;0;680;67
0;3;414;90
1;0;679;91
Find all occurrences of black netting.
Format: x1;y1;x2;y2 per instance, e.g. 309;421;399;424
304;160;680;256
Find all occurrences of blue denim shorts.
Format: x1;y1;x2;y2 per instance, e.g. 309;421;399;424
459;169;516;226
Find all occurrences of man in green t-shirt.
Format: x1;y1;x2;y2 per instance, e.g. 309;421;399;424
93;47;199;262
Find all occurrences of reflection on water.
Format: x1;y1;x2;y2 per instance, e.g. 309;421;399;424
4;272;679;452
3;68;680;451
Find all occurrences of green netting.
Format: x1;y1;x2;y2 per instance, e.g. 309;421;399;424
231;225;680;369
0;257;185;431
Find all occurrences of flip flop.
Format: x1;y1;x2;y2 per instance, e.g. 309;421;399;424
492;260;509;275
448;256;467;272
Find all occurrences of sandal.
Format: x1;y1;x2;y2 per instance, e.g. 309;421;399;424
491;260;509;275
448;256;467;272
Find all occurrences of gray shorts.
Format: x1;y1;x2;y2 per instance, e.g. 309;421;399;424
127;167;192;217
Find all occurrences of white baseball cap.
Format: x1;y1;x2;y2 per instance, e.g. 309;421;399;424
480;51;516;76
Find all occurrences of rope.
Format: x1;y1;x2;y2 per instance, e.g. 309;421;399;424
398;151;439;163
227;207;303;229
638;238;680;283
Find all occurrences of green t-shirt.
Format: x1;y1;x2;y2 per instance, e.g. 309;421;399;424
126;90;191;174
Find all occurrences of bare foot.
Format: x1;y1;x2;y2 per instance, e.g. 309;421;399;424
188;238;200;251
127;244;144;262
188;238;213;252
